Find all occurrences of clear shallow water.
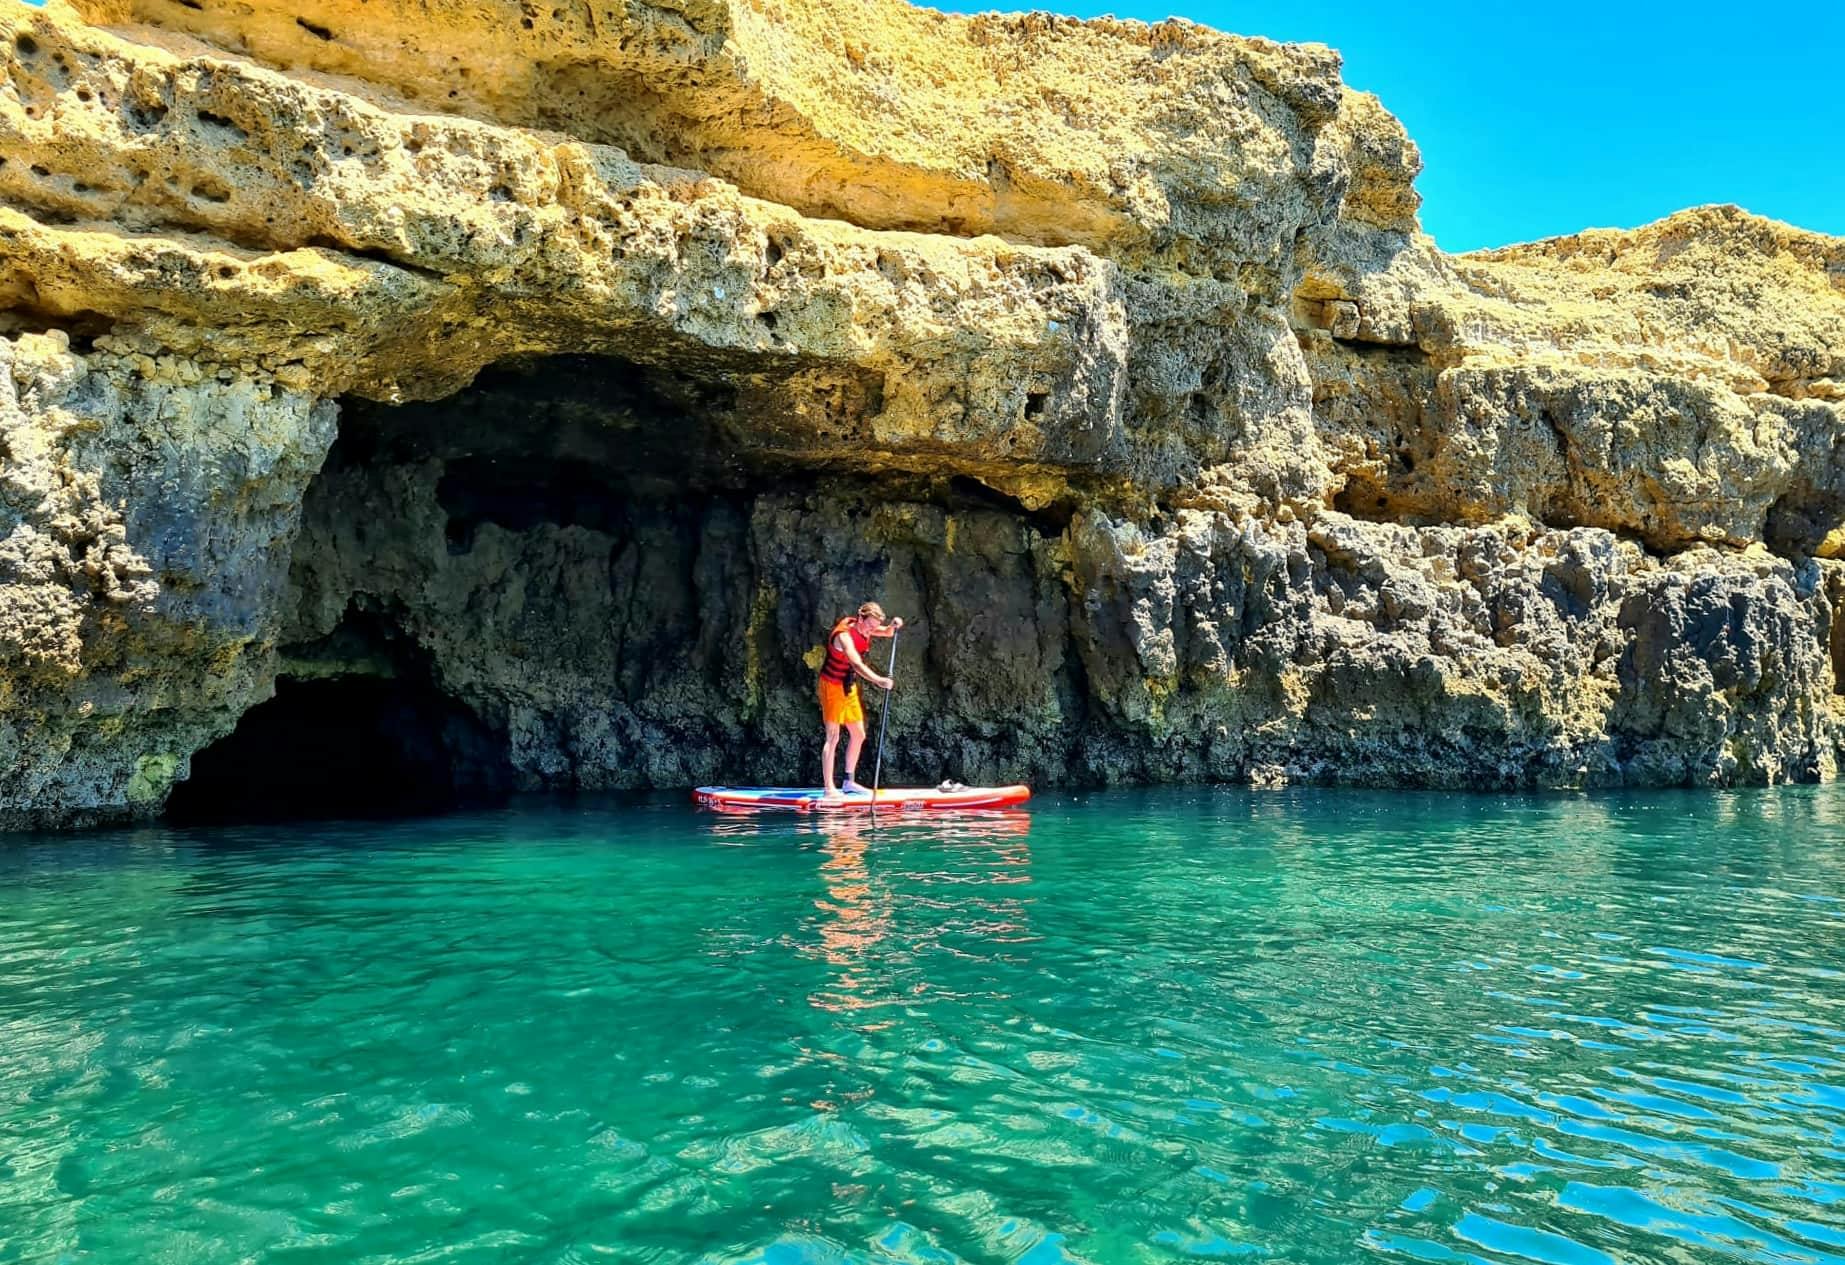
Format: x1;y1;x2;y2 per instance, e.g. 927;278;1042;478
3;789;1845;1265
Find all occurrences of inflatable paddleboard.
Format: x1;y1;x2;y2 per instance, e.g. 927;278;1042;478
694;784;1031;812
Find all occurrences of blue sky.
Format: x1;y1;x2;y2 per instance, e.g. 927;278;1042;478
937;0;1845;251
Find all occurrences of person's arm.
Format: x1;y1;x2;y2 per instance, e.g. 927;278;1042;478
868;616;905;639
840;633;893;690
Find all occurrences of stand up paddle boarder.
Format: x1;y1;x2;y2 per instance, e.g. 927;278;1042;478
817;602;903;803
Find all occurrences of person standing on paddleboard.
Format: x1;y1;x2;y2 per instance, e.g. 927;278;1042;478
817;601;903;802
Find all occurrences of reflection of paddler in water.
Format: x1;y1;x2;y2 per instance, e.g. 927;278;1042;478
808;814;895;1015
815;601;902;803
802;811;1038;1017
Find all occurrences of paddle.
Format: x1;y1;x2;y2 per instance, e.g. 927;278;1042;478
869;626;898;811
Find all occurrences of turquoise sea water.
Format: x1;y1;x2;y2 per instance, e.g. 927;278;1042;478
3;789;1844;1265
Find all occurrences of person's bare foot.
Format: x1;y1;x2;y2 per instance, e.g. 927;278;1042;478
842;780;871;796
820;788;846;805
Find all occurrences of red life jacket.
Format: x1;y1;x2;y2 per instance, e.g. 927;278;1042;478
819;617;871;685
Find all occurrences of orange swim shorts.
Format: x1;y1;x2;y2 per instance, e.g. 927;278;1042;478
817;678;864;726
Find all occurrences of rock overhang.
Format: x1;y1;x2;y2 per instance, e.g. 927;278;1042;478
0;0;1842;827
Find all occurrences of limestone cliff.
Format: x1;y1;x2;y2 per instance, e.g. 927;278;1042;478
0;0;1841;827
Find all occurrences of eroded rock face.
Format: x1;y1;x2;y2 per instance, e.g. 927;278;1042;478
0;0;1841;826
0;329;334;828
1069;511;1840;788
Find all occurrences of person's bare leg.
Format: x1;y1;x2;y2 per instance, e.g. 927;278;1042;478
821;721;844;800
842;721;868;792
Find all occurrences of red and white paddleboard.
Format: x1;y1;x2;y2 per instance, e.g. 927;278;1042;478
693;784;1031;812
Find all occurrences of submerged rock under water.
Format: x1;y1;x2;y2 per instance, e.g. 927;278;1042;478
0;1;1842;825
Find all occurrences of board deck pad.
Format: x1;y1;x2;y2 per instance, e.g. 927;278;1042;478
694;785;1031;812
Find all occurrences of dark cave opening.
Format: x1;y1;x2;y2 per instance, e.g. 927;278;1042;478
164;676;514;825
157;348;1078;825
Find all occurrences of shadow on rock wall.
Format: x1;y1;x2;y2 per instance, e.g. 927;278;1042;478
157;353;1842;825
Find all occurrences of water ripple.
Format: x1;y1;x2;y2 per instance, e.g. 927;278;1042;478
2;788;1844;1262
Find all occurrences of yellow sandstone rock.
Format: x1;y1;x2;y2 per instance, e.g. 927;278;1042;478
0;0;1841;826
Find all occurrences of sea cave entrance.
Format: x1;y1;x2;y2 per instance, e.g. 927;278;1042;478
163;351;817;824
163;676;514;825
159;349;1048;825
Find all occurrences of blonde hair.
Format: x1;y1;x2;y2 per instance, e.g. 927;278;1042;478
857;601;886;621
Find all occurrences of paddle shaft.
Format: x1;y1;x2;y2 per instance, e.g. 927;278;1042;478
870;628;898;807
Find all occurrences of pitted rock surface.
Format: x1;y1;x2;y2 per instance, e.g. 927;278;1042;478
1;0;1842;825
